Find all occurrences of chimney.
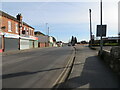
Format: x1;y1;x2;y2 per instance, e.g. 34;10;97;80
16;13;22;21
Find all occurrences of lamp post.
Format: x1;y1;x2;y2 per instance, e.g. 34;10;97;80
48;27;49;44
89;9;92;47
100;0;103;54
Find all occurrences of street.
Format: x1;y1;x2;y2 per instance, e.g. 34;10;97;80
2;47;74;88
2;45;120;89
1;1;120;89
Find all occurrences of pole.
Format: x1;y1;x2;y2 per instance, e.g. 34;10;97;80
48;27;49;36
100;0;103;54
48;27;49;47
46;23;48;35
89;9;92;47
46;23;48;47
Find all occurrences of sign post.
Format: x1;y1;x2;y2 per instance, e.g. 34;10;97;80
96;25;107;37
100;0;103;55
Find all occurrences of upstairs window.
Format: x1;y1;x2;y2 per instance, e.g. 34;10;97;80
8;21;12;32
26;28;29;35
29;28;31;36
15;23;18;33
31;29;34;36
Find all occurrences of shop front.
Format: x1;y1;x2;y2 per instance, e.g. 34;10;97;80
29;36;38;48
4;33;19;52
34;40;38;48
20;36;30;50
20;36;38;50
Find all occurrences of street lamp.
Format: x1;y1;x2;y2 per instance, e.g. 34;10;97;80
48;27;49;43
89;9;92;47
100;0;103;54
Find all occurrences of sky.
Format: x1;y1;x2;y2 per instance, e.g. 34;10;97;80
1;0;119;42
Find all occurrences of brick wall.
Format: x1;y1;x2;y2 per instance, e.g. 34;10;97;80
1;12;34;36
39;42;46;48
1;16;19;35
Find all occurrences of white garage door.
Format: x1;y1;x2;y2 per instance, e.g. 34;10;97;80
20;39;29;50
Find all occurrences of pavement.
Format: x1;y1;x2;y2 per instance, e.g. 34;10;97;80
2;46;74;88
60;45;120;88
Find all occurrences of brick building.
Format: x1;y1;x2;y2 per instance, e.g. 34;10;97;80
35;31;49;48
0;11;38;52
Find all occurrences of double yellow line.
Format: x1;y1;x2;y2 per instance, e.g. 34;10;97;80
52;47;76;88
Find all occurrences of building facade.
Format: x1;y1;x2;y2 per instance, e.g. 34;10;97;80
49;36;57;47
35;31;49;48
0;11;38;52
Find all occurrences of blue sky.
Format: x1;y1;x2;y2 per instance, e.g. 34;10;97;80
1;1;119;42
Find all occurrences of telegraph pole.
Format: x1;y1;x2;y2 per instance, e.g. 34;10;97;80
89;9;92;47
100;0;103;54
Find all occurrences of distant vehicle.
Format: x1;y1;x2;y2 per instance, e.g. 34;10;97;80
68;43;71;46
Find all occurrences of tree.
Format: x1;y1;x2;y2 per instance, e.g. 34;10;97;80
53;37;56;42
71;36;77;46
75;37;77;44
71;36;74;43
71;36;74;46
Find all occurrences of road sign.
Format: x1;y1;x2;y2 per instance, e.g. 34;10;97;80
96;25;107;37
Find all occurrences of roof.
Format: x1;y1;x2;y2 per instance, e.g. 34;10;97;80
0;10;34;29
34;31;45;36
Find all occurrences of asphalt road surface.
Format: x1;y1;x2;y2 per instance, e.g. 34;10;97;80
2;47;74;88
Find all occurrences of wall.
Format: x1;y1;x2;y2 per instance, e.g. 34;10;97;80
39;42;46;48
37;36;48;43
98;47;120;74
1;16;19;35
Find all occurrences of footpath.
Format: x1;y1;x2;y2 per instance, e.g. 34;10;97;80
61;45;120;88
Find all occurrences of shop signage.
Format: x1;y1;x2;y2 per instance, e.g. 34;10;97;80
4;33;19;38
29;36;38;40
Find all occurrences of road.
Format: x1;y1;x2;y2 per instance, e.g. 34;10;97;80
60;45;120;88
2;47;74;88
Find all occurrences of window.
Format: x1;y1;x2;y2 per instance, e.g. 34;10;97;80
15;23;18;33
22;27;25;35
29;28;31;35
31;29;33;36
26;28;29;35
24;27;26;31
8;21;12;32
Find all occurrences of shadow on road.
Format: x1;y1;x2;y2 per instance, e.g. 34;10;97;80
53;56;120;89
2;62;81;80
2;66;72;79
